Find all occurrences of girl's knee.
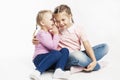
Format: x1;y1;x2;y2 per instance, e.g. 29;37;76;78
101;43;109;55
61;48;69;51
50;50;62;57
60;48;69;55
103;43;109;52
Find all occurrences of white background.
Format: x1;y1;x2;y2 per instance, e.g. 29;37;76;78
0;0;120;80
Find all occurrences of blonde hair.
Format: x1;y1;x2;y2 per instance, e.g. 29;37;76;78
36;10;52;26
33;10;52;37
54;4;74;23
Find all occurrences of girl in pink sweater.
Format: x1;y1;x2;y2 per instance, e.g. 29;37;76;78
30;10;70;80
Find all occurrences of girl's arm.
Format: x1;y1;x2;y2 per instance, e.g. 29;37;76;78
76;25;97;71
32;26;59;49
39;26;59;50
82;40;97;71
38;33;60;50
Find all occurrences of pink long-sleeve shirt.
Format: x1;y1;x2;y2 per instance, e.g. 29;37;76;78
58;24;88;53
33;30;60;58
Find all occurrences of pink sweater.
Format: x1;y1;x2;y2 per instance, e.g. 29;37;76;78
33;30;60;58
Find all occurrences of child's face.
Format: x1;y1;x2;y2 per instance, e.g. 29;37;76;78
54;12;71;31
41;12;54;30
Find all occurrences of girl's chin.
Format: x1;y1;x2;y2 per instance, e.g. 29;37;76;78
59;26;67;30
59;28;66;32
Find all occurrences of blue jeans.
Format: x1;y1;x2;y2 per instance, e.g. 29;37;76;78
65;43;109;71
33;48;69;73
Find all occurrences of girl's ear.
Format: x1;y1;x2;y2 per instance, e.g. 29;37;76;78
68;14;72;19
69;15;73;23
70;14;72;17
40;21;45;26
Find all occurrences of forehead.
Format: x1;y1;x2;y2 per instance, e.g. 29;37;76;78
54;12;69;20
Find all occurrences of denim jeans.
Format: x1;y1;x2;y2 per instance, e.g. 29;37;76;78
33;48;69;73
65;43;109;71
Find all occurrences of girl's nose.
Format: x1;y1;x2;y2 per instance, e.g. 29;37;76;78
59;21;63;25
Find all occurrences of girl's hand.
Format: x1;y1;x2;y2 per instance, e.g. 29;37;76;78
83;61;97;71
32;36;39;45
49;25;59;35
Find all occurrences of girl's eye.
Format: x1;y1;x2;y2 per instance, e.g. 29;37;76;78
62;19;65;21
50;18;53;21
56;20;59;23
